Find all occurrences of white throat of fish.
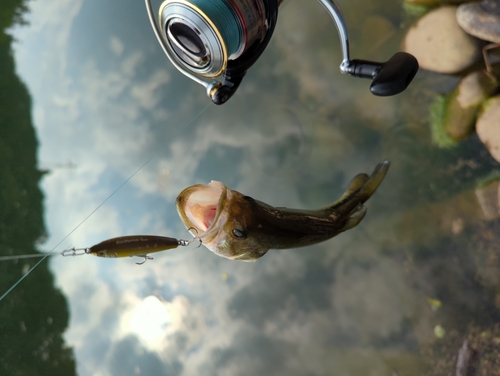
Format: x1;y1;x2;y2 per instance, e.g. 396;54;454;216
182;181;230;245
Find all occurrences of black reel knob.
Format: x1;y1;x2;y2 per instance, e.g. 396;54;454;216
350;52;419;96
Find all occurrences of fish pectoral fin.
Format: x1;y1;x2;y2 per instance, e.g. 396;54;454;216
343;204;367;230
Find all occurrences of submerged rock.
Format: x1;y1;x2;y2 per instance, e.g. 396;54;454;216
430;70;498;147
430;95;460;148
422;324;500;376
455;340;475;376
475;175;500;220
476;95;500;162
404;6;482;73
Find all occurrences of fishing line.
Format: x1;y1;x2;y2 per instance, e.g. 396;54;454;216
0;102;213;302
0;254;61;261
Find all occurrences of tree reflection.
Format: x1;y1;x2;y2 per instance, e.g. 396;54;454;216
0;2;76;374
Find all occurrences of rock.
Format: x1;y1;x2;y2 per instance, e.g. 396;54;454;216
430;65;499;148
430;95;460;148
476;95;500;163
444;70;498;141
430;69;498;148
404;6;482;74
457;0;500;43
405;0;470;6
475;176;500;221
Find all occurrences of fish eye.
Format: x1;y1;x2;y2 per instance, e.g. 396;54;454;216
232;228;247;240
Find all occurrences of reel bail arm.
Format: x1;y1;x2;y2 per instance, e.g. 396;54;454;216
318;0;418;96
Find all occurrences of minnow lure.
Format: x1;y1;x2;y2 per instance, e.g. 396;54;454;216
62;235;193;264
176;161;390;261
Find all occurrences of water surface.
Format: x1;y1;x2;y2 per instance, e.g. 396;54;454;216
2;0;500;375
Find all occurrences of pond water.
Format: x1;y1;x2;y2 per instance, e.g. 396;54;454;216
2;0;500;375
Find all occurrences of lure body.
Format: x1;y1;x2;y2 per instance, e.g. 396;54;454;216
176;161;390;261
88;235;180;258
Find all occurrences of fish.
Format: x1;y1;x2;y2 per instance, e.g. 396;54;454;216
176;160;390;261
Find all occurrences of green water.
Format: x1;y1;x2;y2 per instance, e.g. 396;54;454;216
2;0;500;375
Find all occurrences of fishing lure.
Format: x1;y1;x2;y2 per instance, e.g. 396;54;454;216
62;235;195;264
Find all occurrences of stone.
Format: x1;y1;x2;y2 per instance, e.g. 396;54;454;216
475;178;500;221
477;95;500;163
404;6;482;73
457;0;500;43
444;70;498;140
405;0;470;5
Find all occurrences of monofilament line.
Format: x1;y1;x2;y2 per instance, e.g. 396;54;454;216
0;102;213;302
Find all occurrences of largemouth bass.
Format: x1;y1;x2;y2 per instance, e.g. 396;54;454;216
176;161;390;261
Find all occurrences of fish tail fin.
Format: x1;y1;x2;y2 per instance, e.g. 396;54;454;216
328;160;390;217
358;160;391;200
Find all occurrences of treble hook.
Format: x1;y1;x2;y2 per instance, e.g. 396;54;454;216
193;238;202;248
186;228;202;248
61;247;90;257
187;227;198;236
136;255;154;265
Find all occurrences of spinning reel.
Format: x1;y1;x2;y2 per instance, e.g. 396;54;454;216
145;0;419;105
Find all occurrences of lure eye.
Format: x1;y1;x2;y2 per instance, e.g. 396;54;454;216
232;228;247;240
97;250;107;257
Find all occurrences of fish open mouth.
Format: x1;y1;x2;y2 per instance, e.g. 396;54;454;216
176;181;229;241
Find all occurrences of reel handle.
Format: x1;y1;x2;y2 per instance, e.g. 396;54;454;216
349;52;419;96
319;0;419;96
